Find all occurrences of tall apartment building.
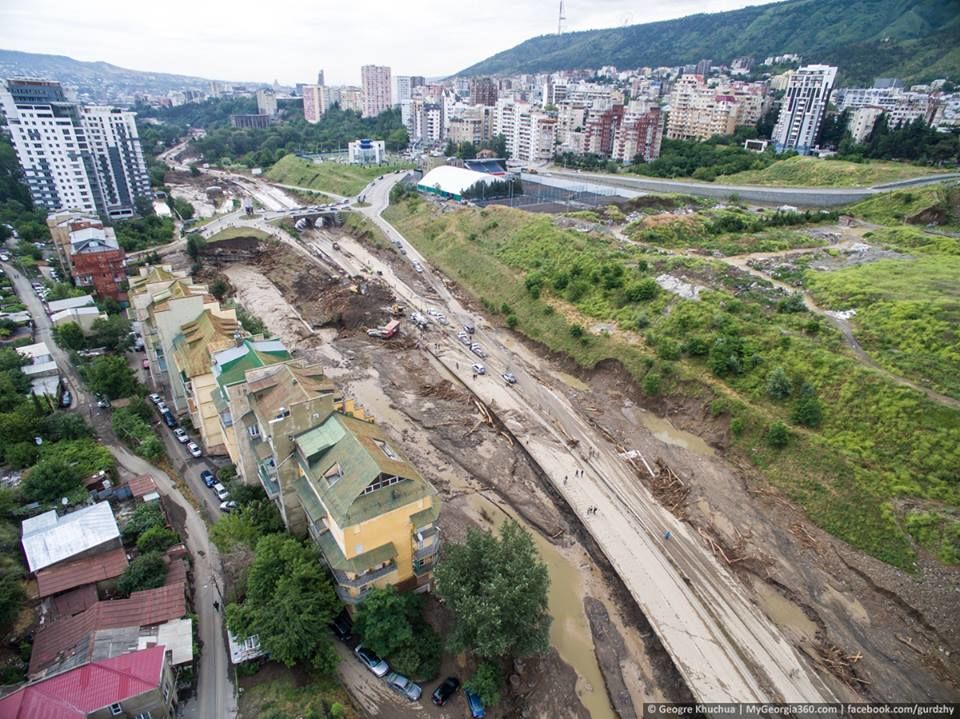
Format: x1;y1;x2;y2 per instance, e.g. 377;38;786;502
302;84;326;123
1;79;151;219
256;88;277;116
494;100;556;163
470;77;498;106
361;65;392;118
772;64;837;154
848;106;884;143
47;211;127;301
317;69;325;87
339;87;364;114
612;106;663;164
667;75;766;141
834;87;935;128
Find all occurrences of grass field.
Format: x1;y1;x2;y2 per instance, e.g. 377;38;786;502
207;226;270;243
806;255;960;400
848;182;960;226
266;155;411;197
716;156;946;188
386;197;960;567
238;672;355;719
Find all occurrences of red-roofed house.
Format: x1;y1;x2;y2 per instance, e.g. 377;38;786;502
0;645;176;718
35;547;129;599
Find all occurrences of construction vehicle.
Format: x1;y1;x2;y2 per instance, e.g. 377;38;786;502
390;304;406;317
367;319;400;339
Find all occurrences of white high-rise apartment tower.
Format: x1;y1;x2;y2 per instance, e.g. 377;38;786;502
361;65;392;118
0;79;150;219
772;64;837;154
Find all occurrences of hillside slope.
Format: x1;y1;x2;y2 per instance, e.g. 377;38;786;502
458;0;960;85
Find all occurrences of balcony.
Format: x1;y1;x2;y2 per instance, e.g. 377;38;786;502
257;458;280;499
332;561;398;589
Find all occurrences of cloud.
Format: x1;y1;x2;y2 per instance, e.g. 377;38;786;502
0;0;781;85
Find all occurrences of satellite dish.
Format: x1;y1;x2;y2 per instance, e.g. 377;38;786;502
61;497;69;506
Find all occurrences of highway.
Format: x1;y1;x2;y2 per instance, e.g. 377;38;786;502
543;167;960;206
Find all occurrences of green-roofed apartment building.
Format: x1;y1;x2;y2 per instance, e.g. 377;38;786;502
227;354;440;603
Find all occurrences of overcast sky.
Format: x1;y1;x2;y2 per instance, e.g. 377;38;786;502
3;0;780;86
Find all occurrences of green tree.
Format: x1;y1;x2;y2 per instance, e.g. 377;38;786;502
0;571;24;629
506;314;518;329
225;535;341;670
623;278;659;302
765;366;793;400
52;322;87;351
5;442;38;469
21;458;84;504
643;372;662;396
137;525;179;554
465;661;502;707
43;411;91;441
117;552;167;596
186;235;207;260
434;521;550;659
353;585;442;678
767;421;790;448
791;385;824;428
40;438;115;479
89;315;133;352
210;279;229;300
121;503;165;543
210;500;283;552
84;355;139;399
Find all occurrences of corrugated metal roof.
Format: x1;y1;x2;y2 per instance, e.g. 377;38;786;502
22;504;120;574
45;295;95;314
36;547;129;598
0;645;166;719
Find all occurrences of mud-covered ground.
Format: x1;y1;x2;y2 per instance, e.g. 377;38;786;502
206;223;958;715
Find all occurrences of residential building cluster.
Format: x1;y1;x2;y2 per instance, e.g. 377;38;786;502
666;74;768;141
0;78;151;219
5;492;190;718
128;263;440;604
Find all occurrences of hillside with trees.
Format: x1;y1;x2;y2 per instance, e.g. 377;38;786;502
458;0;960;85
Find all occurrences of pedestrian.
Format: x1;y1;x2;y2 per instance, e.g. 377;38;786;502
213;600;220;612
563;475;568;485
663;530;672;541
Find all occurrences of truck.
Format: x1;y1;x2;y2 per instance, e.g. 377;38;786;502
366;319;400;339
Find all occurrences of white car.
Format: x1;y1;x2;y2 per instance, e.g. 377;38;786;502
213;483;230;501
502;372;518;384
471;363;485;375
149;393;162;404
413;262;423;273
173;428;189;443
187;441;202;458
156;401;168;413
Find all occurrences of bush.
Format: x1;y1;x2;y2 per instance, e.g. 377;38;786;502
766;421;790;448
569;324;584;338
791;385;824;428
136;525;179;554
506;314;518;329
766;366;793;400
731;417;745;437
117;552;167;596
122;503;165;544
465;661;502;707
643;373;662;396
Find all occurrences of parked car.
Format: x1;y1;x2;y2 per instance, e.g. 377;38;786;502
502;372;517;384
471;363;485;375
354;645;389;677
156;401;168;413
329;610;353;642
200;470;216;488
213;483;230;501
95;394;110;409
432;677;460;706
457;332;471;346
219;500;238;512
161;410;177;429
148;393;162;404
386;672;422;701
413;261;423;273
173;428;189;443
463;323;475;334
465;689;486;718
187;441;202;458
470;344;486;358
59;390;72;408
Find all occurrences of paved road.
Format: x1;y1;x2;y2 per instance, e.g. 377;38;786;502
2;262;238;719
545;168;960;207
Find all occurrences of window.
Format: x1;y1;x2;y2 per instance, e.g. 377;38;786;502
110;704;122;716
373;438;399;460
324;463;343;486
163;680;171;700
134;713;153;719
247;424;260;438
